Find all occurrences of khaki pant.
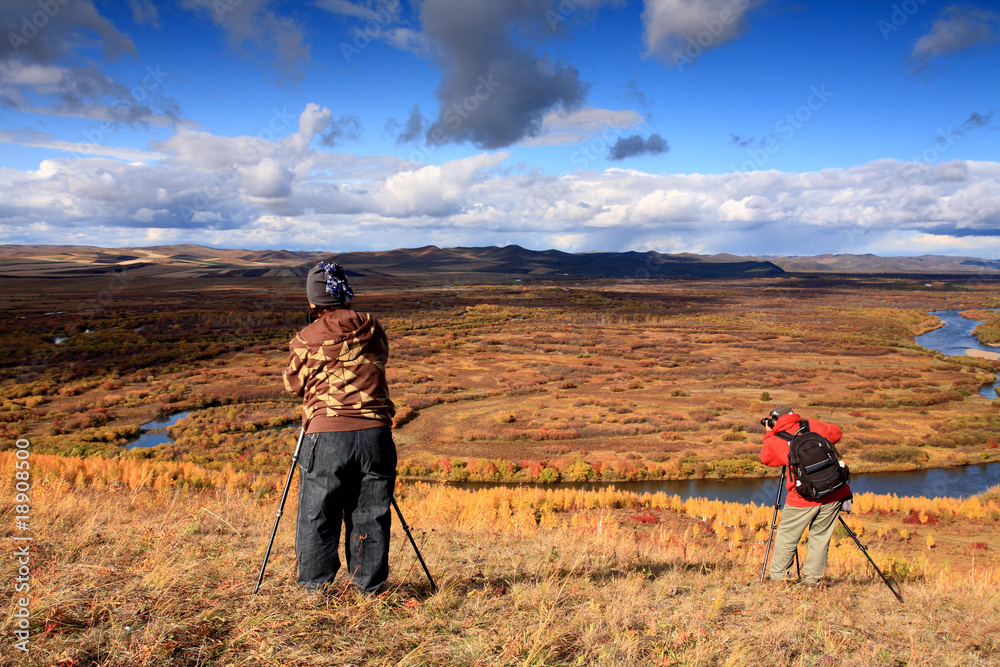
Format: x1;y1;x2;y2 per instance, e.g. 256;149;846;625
769;501;841;585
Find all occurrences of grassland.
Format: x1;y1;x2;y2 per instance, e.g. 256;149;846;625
4;268;1000;665
1;452;998;666
2;272;999;482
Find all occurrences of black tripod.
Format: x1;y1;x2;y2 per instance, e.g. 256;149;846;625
391;496;438;594
254;428;305;595
760;465;800;583
838;515;904;603
253;428;438;595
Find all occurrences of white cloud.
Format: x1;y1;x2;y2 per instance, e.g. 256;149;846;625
0;15;176;126
314;0;385;20
378;152;508;217
155;104;330;174
18;103;182;127
911;6;999;72
0;0;137;63
282;103;333;156
382;27;432;55
876;230;1000;257
190;210;223;223
641;0;762;66
521;107;646;147
178;0;310;79
131;207;167;222
2;104;1000;257
239;157;293;198
0;61;65;90
155;130;272;170
0;130;167;162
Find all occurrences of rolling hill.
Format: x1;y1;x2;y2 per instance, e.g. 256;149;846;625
2;243;999;282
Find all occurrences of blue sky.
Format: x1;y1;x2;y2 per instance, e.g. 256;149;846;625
0;0;998;257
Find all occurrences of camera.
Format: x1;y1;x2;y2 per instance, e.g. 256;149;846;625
760;406;792;430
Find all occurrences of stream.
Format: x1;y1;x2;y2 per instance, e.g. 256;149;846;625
914;309;1000;399
120;309;1000;501
453;462;1000;504
124;411;192;450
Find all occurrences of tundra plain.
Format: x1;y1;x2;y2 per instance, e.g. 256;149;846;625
2;248;1000;666
3;262;1000;483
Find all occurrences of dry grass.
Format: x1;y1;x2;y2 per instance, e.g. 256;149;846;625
3;456;999;667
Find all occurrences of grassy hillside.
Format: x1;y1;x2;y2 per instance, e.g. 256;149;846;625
3;453;998;666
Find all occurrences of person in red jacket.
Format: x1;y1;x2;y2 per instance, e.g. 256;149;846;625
760;406;851;587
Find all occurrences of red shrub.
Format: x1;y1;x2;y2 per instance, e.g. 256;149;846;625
900;510;940;525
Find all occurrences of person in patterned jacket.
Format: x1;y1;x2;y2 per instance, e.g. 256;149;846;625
283;261;397;593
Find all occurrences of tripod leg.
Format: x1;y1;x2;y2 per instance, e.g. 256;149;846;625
838;516;903;603
391;496;438;594
254;428;305;595
760;466;786;583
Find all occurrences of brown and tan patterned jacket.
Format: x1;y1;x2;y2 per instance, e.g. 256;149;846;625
283;308;395;433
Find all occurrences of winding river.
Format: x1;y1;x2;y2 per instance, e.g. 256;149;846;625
124;411;192;450
455;463;1000;503
122;309;1000;501
914;309;1000;399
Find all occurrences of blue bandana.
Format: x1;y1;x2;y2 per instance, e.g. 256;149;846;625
317;262;354;304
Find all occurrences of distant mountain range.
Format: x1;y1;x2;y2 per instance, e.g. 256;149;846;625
2;243;998;281
714;253;1000;274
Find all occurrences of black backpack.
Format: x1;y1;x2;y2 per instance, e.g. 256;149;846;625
777;420;850;500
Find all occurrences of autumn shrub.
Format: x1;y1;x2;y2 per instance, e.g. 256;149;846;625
712;457;764;478
661;420;700;432
901;509;940;525
978;484;1000;503
858;446;926;464
392;406;416;428
395;459;432;477
922;434;960;449
565;459;596;481
525;427;580;441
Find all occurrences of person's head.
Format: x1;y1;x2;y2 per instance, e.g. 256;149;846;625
306;261;354;318
768;406;794;421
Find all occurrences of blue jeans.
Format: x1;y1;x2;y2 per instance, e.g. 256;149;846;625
295;428;396;592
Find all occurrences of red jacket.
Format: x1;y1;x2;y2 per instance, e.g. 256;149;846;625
760;412;851;507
